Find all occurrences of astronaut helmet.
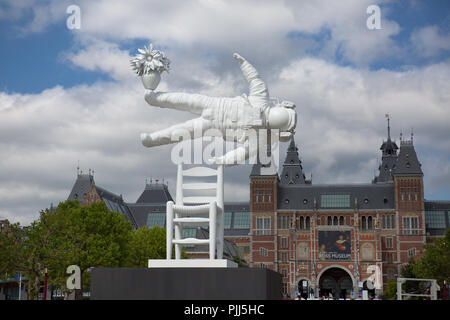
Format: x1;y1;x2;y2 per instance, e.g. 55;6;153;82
267;100;297;134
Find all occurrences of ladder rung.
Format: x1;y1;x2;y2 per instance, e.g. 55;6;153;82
183;196;216;204
183;167;217;177
183;183;217;190
173;204;211;214
172;238;210;245
173;217;210;224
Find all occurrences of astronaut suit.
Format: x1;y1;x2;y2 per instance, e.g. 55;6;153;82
141;53;297;166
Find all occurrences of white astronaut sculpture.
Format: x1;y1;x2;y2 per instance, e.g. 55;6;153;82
134;48;298;268
140;53;297;166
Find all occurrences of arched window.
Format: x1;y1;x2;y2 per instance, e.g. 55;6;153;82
367;216;373;229
333;216;338;225
327;216;332;225
339;216;344;225
361;216;367;230
300;217;305;229
305;217;310;229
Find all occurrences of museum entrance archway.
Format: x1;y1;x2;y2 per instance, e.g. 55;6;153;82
318;267;353;299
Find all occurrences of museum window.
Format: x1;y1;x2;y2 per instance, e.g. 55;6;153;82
425;211;446;229
403;216;419;235
278;215;290;230
146;212;166;228
260;247;268;257
339;216;344;225
414;187;418;201
320;194;350;208
333;216;338;226
361;216;367;230
408;248;416;259
260;263;267;269
386;237;393;249
382;215;395;229
386;252;393;263
255;189;272;204
224;212;233;229
299;216;310;230
234;212;250;229
265;189;272;203
281;237;288;249
327;216;332;226
367;216;373;229
281;268;287;278
400;188;405;201
256;217;271;235
281;252;288;262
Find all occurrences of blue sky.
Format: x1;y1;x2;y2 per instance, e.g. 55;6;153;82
0;0;449;224
1;1;449;93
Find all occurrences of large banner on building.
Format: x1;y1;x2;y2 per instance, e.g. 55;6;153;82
318;231;351;261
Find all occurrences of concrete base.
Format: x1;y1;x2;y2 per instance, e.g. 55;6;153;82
148;259;238;268
90;267;282;300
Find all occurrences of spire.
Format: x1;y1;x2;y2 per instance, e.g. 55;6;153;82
280;137;309;185
396;128;423;175
386;113;391;140
380;114;398;157
374;115;399;183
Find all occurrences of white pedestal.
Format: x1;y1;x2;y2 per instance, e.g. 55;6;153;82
148;259;238;268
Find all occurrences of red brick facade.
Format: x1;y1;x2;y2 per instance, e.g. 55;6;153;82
247;167;426;298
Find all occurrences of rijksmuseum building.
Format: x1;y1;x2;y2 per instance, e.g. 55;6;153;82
64;122;450;298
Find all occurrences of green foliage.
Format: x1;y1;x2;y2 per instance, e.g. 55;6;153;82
382;279;398;300
231;255;247;268
412;229;450;285
46;200;134;295
126;226;166;267
125;225;188;267
2;201;193;299
1;200;135;299
0;221;23;275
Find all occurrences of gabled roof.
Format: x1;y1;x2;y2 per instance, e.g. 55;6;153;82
280;138;308;185
136;181;173;203
67;173;137;229
67;173;94;203
393;140;423;175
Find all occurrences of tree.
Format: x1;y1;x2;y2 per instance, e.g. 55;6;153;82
381;279;397;300
46;200;134;299
413;229;450;283
126;225;188;267
412;229;450;299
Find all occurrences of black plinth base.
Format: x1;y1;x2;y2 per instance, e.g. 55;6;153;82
90;267;282;300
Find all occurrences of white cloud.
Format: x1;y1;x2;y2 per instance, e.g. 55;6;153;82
272;57;450;184
1;1;449;225
411;25;450;57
